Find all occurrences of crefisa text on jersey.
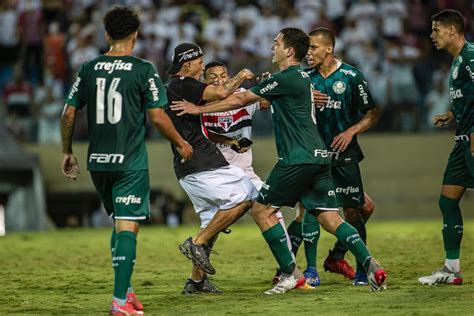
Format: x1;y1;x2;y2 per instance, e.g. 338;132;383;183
94;60;133;74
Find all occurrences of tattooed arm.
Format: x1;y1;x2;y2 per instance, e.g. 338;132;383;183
60;105;80;180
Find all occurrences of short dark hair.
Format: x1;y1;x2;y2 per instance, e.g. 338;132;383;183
308;27;336;49
279;27;309;61
204;61;226;75
431;9;465;34
103;6;140;40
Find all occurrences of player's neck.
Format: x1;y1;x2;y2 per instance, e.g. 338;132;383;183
446;36;466;58
278;58;300;71
106;41;134;57
318;56;338;78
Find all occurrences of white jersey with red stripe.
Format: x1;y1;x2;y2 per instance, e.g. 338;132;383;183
201;88;263;189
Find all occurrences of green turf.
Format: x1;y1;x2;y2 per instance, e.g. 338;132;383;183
1;221;473;315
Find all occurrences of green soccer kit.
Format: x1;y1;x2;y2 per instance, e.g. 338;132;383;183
250;65;337;210
306;62;376;207
443;42;474;188
65;55;168;219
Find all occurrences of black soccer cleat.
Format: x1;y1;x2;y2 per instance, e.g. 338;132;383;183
182;277;223;295
179;237;216;275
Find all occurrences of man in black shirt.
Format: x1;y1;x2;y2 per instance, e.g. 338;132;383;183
165;43;257;293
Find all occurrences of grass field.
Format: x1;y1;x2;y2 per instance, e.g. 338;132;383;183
1;220;473;315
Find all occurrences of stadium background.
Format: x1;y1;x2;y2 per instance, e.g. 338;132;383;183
0;0;473;231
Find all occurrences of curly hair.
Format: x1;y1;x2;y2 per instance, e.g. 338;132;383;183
103;6;140;40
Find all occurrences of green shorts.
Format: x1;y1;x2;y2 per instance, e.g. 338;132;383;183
257;162;338;211
332;163;365;208
90;170;150;221
442;143;474;188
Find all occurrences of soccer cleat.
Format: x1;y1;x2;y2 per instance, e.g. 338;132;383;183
352;271;368;286
323;250;355;280
109;300;144;316
367;258;387;292
182;277;223;294
418;266;463;285
179;237;215;275
264;267;306;295
303;267;321;286
126;292;143;311
272;268;282;285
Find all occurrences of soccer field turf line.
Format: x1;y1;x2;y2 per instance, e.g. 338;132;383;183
0;220;473;315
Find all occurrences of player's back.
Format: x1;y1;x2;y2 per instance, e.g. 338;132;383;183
66;55;161;172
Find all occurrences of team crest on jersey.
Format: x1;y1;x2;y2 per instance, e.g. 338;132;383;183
452;65;459;80
332;81;346;94
218;116;233;131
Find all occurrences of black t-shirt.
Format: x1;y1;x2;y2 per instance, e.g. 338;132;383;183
165;75;229;178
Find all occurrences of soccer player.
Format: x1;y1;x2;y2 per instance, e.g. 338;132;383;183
171;27;387;294
283;27;379;286
60;7;192;315
164;43;259;292
418;9;473;285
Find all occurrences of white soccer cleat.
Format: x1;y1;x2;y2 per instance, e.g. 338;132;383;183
418;266;463;285
264;268;306;295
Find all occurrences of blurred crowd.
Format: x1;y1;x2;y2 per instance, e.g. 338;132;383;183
0;0;472;143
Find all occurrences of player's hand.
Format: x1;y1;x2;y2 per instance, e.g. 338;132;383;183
238;146;250;153
62;154;80;180
433;111;454;128
257;71;271;83
312;89;329;106
171;100;200;116
239;68;255;81
331;130;354;152
177;141;193;163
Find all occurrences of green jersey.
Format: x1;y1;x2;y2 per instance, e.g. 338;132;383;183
449;42;474;139
250;65;329;165
306;62;376;165
65;55;167;171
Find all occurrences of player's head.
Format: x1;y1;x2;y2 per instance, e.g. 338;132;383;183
430;9;465;50
306;27;335;68
204;61;228;86
272;27;309;65
168;43;204;78
103;6;140;44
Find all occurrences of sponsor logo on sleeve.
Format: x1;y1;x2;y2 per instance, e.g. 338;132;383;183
449;88;463;101
148;78;160;101
358;84;369;105
259;81;279;94
68;77;81;100
452;65;459;80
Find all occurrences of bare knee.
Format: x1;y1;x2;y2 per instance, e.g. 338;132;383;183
343;207;359;222
317;211;343;234
294;202;305;222
115;219;139;234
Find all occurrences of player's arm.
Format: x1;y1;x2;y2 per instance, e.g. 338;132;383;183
60;105;80;180
208;131;238;146
171;90;261;116
148;108;192;161
202;69;255;101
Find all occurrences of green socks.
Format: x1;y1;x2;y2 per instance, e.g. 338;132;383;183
335;222;371;272
286;220;303;256
112;231;137;300
302;211;320;269
439;195;463;259
263;223;295;274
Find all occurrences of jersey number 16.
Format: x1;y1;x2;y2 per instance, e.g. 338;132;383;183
96;77;122;124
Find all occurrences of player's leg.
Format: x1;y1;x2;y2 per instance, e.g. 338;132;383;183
301;165;387;292
178;165;257;274
302;207;321;286
419;144;473;285
255;163;320;294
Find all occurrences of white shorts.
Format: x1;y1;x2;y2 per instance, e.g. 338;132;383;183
220;147;263;190
179;165;258;229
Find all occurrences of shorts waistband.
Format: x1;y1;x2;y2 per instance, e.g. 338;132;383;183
454;135;470;142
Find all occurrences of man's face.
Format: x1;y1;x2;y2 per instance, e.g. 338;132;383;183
430;21;453;50
204;66;228;86
306;35;332;68
187;57;205;78
271;33;288;65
